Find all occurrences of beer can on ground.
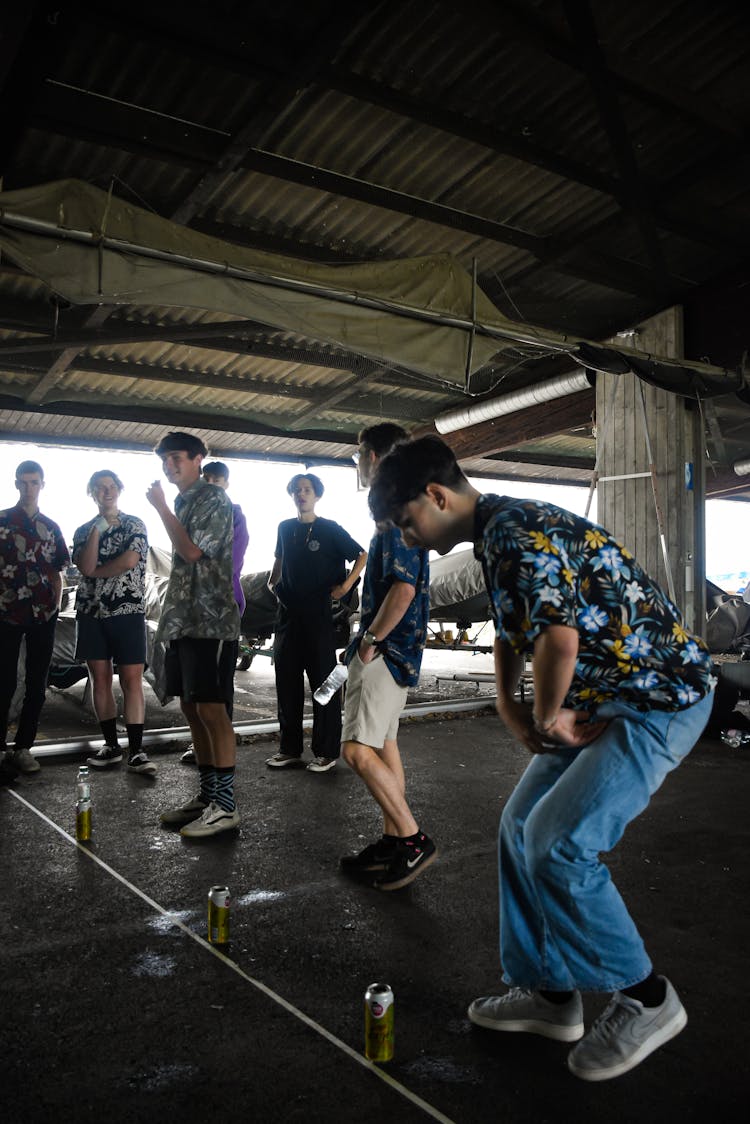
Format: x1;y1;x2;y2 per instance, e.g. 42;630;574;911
208;885;231;944
364;982;394;1062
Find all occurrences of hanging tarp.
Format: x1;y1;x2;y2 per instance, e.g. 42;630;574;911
0;179;741;394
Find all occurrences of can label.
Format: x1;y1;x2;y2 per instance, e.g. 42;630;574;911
76;803;91;842
364;983;394;1062
208;885;231;944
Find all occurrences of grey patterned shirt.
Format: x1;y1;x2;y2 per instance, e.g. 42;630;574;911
156;478;240;642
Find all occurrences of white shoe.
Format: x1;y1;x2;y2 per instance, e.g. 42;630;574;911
180;801;240;837
307;756;337;773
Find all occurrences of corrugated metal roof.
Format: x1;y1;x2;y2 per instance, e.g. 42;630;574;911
0;0;748;495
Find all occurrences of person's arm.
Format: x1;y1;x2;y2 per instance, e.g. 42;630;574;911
146;481;203;563
90;549;140;579
496;624;606;753
267;557;282;595
75;523;105;577
358;579;414;663
50;569;63;611
331;549;367;601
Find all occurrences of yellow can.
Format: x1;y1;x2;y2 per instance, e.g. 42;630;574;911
364;982;394;1062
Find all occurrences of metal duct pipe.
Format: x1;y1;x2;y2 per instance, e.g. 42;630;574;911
435;369;591;434
734;458;750;476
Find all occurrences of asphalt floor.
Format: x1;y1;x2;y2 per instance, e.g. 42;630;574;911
2;652;749;1122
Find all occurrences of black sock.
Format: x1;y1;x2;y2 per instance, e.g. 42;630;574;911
126;724;144;756
539;989;575;1005
99;718;119;747
622;973;666;1008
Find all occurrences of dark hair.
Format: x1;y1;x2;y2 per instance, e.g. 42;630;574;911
358;423;408;458
154;431;208;459
286;472;324;498
368;436;467;523
202;461;229;480
15;460;44;480
87;469;124;496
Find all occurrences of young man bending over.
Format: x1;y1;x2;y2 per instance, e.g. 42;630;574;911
368;434;714;1080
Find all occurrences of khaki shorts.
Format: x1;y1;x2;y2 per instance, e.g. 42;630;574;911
342;651;408;749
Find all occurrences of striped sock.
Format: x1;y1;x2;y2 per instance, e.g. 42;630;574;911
214;766;236;812
198;765;216;805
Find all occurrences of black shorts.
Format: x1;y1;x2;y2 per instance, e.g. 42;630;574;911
75;613;147;665
164;637;238;705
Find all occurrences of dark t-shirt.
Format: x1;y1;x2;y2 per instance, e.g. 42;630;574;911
274;516;363;614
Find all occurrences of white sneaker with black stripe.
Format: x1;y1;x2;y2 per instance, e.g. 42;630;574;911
127;752;157;776
87;745;123;768
180;800;240;837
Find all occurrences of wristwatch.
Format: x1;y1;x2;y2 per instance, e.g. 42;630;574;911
361;629;379;646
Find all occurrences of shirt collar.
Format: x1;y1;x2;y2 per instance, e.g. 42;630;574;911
473;493;497;559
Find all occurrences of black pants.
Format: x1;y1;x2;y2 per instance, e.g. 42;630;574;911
273;606;341;758
0;616;58;749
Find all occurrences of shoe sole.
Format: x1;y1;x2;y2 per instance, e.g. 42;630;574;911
375;848;438;891
307;763;337;772
87;758;122;768
266;759;305;768
128;763;157;775
469;1008;584;1042
341;858;391;873
180;818;240;837
567;1006;687;1081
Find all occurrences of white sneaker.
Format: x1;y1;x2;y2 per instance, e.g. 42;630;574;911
180;801;240;838
306;756;337;772
567;977;687;1081
468;987;584;1041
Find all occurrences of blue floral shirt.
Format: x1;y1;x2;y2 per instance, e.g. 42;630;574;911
345;526;429;687
474;493;714;711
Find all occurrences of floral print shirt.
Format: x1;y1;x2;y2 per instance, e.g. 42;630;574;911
72;512;148;619
474;493;714;712
345;525;429;687
157;478;240;642
0;504;69;626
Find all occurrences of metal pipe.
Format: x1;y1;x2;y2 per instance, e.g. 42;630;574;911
28;696;498;759
435;369;591;434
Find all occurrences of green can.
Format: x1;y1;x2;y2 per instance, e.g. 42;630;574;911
365;982;394;1062
208;885;231;944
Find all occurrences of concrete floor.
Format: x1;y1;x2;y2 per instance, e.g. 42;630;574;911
2;654;749;1122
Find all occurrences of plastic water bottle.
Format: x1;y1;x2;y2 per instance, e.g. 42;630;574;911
76;765;92;842
313;663;348;705
720;728;750;748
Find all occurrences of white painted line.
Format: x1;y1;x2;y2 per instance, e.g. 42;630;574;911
6;787;457;1124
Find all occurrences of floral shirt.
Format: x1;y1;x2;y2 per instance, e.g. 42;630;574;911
157;478;240;642
72;512;148;618
474;493;714;712
0;505;69;626
345;526;429;688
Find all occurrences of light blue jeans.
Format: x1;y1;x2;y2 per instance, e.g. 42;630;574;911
498;692;713;992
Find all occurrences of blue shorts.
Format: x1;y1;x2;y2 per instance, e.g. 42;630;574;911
164;637;238;705
75;613;147;665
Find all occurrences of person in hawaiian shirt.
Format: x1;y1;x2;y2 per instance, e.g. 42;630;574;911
368;434;715;1082
147;432;241;838
0;460;69;774
338;424;437;891
72;470;155;776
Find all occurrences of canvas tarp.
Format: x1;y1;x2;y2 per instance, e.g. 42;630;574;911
0;178;741;394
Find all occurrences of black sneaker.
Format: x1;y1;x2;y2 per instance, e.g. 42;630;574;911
375;833;438;891
341;838;398;873
87;744;123;768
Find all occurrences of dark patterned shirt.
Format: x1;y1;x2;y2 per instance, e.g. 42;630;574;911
346;526;429;687
0;504;69;626
157;478;240;642
72;512;148;618
474;493;714;711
